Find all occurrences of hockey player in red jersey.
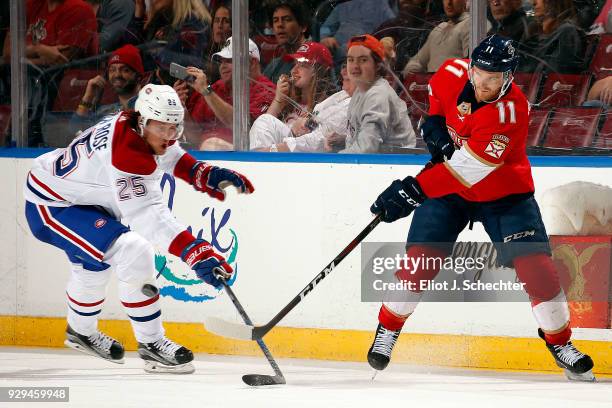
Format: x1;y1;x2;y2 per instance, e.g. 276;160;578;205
24;84;254;374
367;35;595;381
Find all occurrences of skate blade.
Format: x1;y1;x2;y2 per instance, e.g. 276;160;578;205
143;360;195;374
371;370;378;381
563;368;596;382
64;339;125;364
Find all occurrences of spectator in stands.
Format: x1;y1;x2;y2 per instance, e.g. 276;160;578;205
487;0;531;43
379;37;400;88
402;0;470;75
263;0;309;84
3;0;99;146
518;0;586;74
339;35;415;153
204;1;232;84
68;44;143;135
374;0;432;73
584;76;612;107
125;0;210;85
86;0;135;53
250;41;335;149
319;0;396;69
251;63;355;152
174;37;275;150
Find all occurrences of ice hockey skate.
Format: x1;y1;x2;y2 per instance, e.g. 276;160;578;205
64;325;125;364
539;329;595;382
138;337;195;374
367;323;401;371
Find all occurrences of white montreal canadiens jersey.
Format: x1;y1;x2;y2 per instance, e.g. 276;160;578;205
24;112;187;250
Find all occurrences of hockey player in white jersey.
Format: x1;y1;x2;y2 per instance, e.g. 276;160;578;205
24;84;254;374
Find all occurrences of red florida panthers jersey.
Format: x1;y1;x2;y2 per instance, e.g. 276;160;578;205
417;58;535;202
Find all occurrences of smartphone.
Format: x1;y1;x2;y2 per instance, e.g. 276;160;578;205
169;62;195;83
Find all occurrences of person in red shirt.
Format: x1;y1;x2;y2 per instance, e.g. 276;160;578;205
367;35;595;382
25;0;99;64
173;36;276;150
2;0;99;146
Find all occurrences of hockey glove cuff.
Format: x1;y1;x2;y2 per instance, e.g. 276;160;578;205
370;176;427;223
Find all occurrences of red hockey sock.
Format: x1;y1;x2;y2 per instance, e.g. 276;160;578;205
513;253;561;302
543;326;572;345
378;304;408;331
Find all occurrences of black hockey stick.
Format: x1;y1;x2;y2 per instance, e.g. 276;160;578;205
205;214;382;341
215;275;286;386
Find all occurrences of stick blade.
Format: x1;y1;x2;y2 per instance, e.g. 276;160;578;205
204;316;255;340
242;374;286;386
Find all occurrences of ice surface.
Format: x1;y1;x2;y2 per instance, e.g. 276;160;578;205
0;347;610;408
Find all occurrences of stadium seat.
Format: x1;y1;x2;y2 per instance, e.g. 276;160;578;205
401;73;432;133
0;104;10;145
52;69;117;112
537;73;592;109
593;110;612;148
513;72;542;103
527;108;550;146
542;107;602;148
588;33;612;80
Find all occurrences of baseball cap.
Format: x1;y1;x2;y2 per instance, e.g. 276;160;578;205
283;41;333;68
108;44;144;75
347;34;385;60
213;36;261;61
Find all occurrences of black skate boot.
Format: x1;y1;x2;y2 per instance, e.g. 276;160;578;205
367;323;401;371
65;325;125;364
538;329;595;382
138;337;195;374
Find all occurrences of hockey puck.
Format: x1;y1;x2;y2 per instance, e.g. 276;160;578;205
142;284;159;297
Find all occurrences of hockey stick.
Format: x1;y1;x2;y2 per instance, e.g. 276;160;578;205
214;274;286;386
205;214;382;341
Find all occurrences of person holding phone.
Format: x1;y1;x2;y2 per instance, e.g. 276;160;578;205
172;37;276;150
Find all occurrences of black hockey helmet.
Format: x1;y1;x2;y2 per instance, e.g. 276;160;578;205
471;34;519;73
469;35;519;102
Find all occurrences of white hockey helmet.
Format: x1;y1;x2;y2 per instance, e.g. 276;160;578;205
135;84;184;139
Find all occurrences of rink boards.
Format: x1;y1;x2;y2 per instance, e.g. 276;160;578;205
0;151;611;374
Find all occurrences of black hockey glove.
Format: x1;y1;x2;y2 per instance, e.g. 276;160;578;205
370;176;426;223
420;115;456;163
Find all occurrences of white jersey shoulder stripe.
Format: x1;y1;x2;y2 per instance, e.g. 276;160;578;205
445;145;501;186
27;172;67;202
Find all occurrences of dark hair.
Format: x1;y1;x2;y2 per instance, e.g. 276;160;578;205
266;0;310;36
543;0;576;22
367;51;388;78
210;1;232;48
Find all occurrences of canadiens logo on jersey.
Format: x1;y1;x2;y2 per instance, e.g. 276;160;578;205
484;134;509;159
95;219;107;228
28;19;47;44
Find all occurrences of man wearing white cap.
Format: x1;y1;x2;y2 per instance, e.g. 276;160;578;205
174;36;276;149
